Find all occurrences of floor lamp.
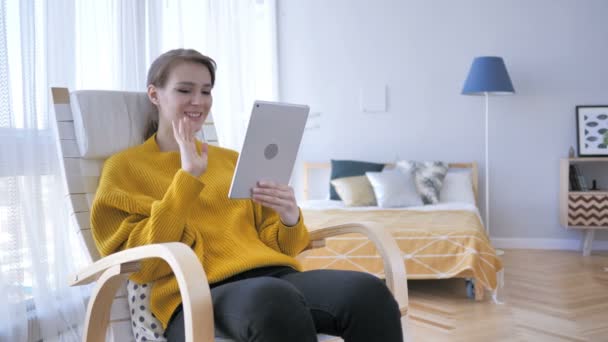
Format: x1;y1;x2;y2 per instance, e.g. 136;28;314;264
462;56;515;245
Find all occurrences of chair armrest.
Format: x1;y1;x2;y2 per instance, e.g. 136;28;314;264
306;222;408;316
71;242;214;342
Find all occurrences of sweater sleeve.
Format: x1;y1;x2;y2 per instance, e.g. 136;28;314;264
253;202;310;257
91;168;205;283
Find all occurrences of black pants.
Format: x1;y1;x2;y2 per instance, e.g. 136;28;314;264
165;266;403;342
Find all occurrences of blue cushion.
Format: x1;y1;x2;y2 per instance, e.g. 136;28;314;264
330;160;385;200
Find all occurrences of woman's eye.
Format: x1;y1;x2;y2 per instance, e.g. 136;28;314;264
202;91;211;95
176;89;190;94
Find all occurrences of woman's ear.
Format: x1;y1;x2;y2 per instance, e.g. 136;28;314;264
147;85;159;105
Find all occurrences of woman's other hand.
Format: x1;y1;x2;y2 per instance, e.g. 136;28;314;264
252;181;300;226
172;118;208;177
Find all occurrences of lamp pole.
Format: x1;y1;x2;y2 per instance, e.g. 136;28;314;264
486;93;505;256
485;92;490;236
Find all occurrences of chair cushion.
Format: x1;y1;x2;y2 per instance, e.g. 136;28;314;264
70;90;157;159
127;280;167;341
127;280;238;341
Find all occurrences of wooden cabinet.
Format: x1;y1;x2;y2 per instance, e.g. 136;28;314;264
560;158;608;256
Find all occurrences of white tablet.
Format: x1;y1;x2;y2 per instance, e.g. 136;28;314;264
228;100;310;199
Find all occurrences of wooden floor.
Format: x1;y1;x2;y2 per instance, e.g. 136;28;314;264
406;249;608;341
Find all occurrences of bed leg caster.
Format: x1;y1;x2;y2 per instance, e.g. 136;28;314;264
465;279;475;299
465;279;484;300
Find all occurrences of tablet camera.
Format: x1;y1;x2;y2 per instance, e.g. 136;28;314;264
264;143;279;160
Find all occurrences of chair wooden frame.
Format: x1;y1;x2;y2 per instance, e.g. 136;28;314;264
71;224;408;342
51;88;408;342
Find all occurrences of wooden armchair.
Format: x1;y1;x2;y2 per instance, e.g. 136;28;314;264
51;87;408;342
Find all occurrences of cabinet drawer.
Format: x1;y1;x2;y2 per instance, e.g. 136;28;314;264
568;193;608;226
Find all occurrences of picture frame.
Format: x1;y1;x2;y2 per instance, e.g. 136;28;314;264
576;105;608;157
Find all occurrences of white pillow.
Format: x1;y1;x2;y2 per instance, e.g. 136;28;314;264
439;170;476;205
366;169;423;208
70;90;157;159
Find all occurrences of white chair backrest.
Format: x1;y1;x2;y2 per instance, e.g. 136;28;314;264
51;87;220;342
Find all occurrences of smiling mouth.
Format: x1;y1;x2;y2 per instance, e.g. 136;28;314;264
185;112;202;118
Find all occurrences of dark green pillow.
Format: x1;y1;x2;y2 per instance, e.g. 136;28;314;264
330;160;385;200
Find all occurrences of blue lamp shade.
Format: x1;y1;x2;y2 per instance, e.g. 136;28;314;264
462;56;515;95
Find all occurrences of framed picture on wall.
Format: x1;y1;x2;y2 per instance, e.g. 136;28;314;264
576;105;608;157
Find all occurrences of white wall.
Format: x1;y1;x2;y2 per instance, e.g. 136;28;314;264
278;0;608;243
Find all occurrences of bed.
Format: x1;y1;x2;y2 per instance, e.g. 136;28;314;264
298;162;503;301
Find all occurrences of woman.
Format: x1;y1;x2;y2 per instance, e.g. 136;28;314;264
91;48;403;342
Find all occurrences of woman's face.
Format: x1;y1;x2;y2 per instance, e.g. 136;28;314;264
149;61;213;135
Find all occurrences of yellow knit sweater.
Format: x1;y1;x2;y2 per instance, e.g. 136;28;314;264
91;135;310;328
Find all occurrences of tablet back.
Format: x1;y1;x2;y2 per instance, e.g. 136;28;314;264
228;100;309;198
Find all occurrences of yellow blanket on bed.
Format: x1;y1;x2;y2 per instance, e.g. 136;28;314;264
301;209;503;290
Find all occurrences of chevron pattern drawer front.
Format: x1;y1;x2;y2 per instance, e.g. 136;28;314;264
568;193;608;226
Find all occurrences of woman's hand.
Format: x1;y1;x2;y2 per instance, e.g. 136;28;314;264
252;181;300;226
172;118;208;177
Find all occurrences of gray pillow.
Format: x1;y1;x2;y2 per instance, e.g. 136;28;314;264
396;161;448;204
366;169;423;208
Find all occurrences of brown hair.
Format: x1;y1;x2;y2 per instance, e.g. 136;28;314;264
145;49;217;139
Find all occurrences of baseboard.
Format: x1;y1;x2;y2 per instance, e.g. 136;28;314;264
491;238;608;251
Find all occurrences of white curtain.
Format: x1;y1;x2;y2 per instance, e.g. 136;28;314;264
0;0;88;341
0;0;278;340
74;0;279;151
204;0;279;151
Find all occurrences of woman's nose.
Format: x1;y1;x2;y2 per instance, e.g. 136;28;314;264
191;93;202;105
